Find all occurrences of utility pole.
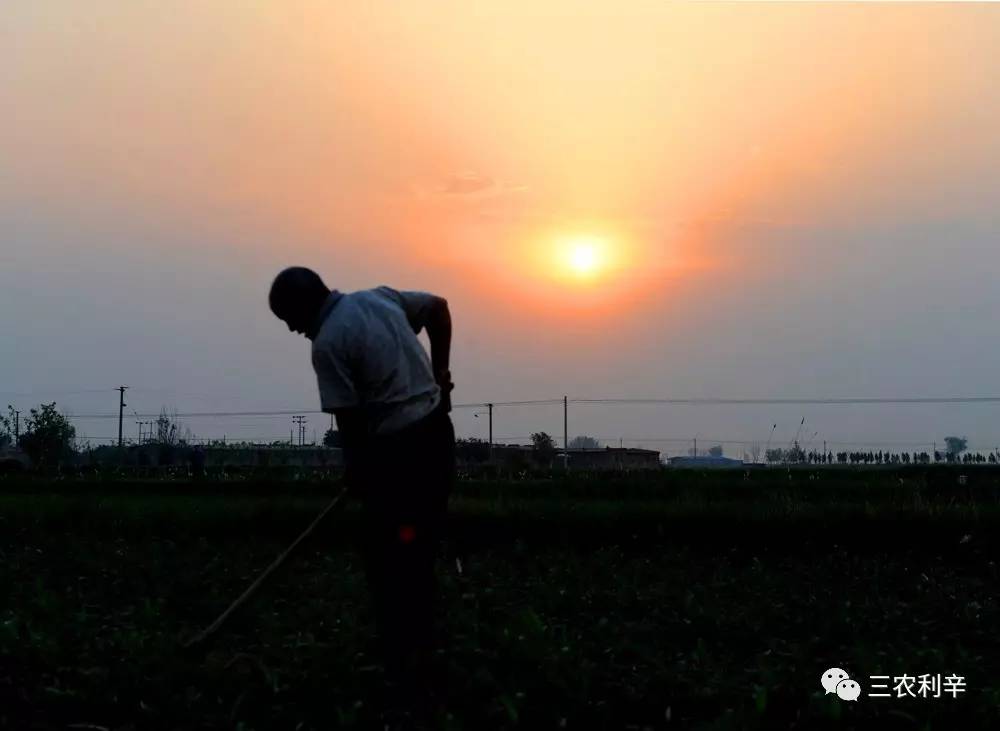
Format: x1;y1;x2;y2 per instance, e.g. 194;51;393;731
292;415;307;446
563;396;569;470
693;437;697;458
487;403;493;461
13;410;19;447
117;386;128;449
763;423;777;465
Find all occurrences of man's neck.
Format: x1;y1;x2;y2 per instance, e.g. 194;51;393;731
314;289;343;333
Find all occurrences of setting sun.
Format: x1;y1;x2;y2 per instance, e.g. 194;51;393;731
569;240;600;275
560;236;609;280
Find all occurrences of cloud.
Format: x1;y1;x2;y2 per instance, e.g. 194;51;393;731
443;172;495;195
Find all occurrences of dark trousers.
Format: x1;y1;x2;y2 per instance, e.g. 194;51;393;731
355;405;455;697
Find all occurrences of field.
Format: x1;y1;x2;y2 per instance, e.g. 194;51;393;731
2;467;999;730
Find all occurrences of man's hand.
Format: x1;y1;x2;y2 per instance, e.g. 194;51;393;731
333;407;367;495
424;298;452;412
435;368;454;412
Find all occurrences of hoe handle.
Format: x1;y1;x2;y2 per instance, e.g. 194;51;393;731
183;487;350;650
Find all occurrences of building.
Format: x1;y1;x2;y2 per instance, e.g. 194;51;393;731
0;446;29;472
202;445;343;469
468;444;663;471
667;455;744;469
561;447;662;471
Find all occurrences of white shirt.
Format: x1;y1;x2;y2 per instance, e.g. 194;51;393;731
311;286;442;435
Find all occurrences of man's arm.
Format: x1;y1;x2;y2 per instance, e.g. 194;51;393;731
384;287;454;410
332;407;367;492
423;296;453;405
312;340;366;488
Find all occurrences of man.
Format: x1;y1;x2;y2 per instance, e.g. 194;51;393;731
268;266;455;722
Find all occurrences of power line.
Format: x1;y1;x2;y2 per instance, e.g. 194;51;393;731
59;395;1000;420
61;399;565;419
571;397;1000;405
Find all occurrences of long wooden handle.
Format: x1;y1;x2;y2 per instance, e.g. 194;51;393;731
183;487;350;650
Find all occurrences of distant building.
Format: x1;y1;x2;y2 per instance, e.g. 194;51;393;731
202;445;343;469
562;447;661;471
460;445;661;471
0;446;29;472
81;443;344;470
667;455;744;469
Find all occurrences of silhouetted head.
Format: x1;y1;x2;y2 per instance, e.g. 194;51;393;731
268;267;331;339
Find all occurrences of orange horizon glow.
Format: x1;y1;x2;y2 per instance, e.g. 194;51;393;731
4;3;996;338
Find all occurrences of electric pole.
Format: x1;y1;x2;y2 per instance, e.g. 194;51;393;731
563;396;569;470
117;386;128;449
487;403;493;462
13;410;19;447
292;416;307;446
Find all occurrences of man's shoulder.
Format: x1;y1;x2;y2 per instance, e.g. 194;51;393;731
366;285;403;304
313;300;356;351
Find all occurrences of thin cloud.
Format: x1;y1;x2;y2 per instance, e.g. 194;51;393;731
443;172;495;195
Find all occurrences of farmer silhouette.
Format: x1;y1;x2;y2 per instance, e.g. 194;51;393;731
269;266;455;725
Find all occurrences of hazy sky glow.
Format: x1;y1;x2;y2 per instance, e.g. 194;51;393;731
3;3;1000;453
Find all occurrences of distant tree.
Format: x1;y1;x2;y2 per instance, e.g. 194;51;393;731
323;428;341;448
456;437;490;463
150;407;185;445
748;442;762;464
569;435;601;450
765;448;785;464
785;442;805;464
12;402;76;468
531;431;556;466
0;409;11;449
944;436;968;458
707;445;724;458
0;405;17;448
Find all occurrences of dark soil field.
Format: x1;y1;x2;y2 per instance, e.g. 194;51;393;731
2;468;999;730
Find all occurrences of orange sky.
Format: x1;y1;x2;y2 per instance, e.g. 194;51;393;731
3;3;1000;446
7;4;996;330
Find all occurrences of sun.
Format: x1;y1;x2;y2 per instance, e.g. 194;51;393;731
561;236;607;280
569;242;599;275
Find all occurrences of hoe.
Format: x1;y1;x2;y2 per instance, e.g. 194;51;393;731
182;486;350;654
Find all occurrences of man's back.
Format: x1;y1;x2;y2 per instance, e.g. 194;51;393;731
312;286;441;435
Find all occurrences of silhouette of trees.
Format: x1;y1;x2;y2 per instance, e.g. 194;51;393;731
456;437;490;463
3;402;76;468
569;435;601;449
944;436;968;460
0;406;13;449
531;431;556;466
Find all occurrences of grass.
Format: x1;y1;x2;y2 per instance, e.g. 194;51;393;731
1;469;998;729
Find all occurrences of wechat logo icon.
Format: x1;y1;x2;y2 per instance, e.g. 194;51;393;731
822;668;859;701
